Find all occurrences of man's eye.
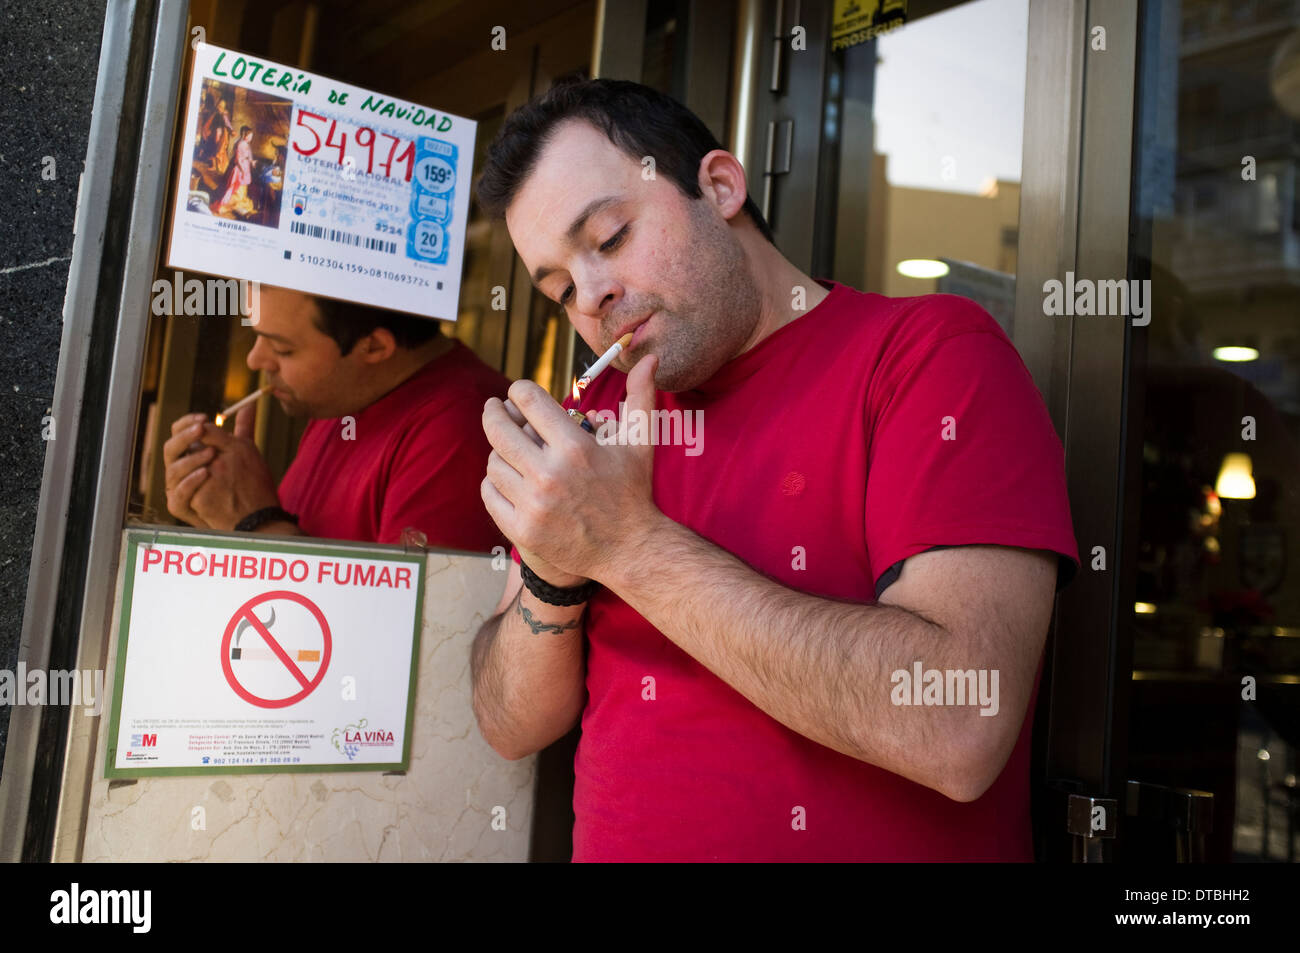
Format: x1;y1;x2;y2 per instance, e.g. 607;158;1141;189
556;226;628;306
600;225;628;252
272;348;292;356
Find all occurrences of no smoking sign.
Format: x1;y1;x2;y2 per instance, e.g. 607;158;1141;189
111;534;423;776
220;590;332;708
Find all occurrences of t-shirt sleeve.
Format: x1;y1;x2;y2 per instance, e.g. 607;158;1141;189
864;328;1079;599
377;397;509;554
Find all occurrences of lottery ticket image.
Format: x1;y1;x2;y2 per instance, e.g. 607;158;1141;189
188;79;290;228
166;44;476;320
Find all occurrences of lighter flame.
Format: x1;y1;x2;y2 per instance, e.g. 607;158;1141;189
214;414;226;427
571;377;583;401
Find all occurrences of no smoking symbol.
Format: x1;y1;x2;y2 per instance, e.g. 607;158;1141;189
221;590;332;708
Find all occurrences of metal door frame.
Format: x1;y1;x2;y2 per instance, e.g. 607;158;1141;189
1031;0;1143;861
0;0;191;862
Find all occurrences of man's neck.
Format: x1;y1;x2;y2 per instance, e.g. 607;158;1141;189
413;331;456;367
393;332;455;383
354;333;455;411
739;240;832;355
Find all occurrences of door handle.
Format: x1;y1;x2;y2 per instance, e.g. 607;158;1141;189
1049;778;1214;861
1125;779;1215;863
762;118;794;225
1049;778;1117;862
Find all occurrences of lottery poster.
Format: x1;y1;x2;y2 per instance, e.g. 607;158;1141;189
166;43;476;320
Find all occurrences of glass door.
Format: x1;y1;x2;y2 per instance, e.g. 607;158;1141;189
1123;0;1300;863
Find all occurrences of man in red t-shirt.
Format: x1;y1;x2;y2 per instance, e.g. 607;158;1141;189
162;286;509;553
470;79;1079;861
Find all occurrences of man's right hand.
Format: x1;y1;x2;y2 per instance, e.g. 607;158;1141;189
163;413;215;527
491;398;594;590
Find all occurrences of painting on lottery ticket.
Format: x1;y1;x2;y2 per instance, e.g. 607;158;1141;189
188;78;291;228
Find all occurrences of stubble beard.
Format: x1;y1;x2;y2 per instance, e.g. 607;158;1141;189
644;208;763;393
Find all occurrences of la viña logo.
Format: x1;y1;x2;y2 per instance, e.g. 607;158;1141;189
331;718;395;760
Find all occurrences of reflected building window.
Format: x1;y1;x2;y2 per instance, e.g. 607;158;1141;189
1129;0;1300;862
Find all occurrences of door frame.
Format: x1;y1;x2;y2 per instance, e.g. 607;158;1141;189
1031;0;1143;862
0;0;192;862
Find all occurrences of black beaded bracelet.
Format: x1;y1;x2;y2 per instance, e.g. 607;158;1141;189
234;506;299;533
519;559;597;606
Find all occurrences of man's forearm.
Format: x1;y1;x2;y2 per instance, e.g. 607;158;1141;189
605;515;1004;799
470;588;587;760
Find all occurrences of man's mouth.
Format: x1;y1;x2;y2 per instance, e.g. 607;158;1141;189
615;313;654;351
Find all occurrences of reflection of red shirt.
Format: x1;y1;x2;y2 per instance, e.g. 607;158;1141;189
515;280;1079;861
280;339;510;552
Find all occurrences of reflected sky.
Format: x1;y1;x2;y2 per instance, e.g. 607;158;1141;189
875;0;1028;193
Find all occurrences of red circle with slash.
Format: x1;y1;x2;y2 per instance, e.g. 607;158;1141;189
221;590;332;708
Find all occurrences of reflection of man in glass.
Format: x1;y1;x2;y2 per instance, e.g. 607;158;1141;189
161;287;510;553
210;125;254;215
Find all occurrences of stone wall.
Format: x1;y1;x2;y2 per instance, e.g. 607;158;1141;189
0;1;110;780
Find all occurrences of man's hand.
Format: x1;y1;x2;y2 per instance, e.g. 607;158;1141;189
163;412;217;527
167;404;281;531
484;399;590;588
481;353;665;587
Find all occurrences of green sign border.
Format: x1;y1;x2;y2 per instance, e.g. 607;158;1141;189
104;529;426;778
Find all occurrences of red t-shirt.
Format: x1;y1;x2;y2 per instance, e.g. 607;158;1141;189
279;338;510;552
514;279;1079;861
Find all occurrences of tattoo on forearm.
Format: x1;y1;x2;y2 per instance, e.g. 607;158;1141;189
516;600;580;635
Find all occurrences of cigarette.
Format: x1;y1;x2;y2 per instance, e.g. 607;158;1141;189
577;331;634;389
565;332;632;434
215;386;268;426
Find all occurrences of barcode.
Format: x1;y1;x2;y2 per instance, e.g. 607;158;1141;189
290;220;397;254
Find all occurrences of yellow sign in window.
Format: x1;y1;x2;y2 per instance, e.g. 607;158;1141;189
831;0;908;51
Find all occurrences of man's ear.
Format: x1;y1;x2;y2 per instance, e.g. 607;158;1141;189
697;149;749;222
356;326;399;364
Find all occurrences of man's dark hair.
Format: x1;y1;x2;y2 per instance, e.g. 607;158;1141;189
310;296;443;355
476;77;776;245
239;125;252;137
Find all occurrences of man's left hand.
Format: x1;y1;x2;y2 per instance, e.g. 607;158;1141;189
481;353;666;584
189;403;282;531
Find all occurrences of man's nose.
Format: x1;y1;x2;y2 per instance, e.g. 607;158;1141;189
247;337;270;372
572;268;619;319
